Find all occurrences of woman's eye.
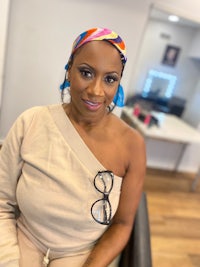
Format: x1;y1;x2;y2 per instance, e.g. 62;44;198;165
79;69;93;79
105;75;118;85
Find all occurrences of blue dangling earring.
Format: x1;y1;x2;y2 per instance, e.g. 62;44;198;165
60;79;70;90
113;84;125;107
60;73;71;103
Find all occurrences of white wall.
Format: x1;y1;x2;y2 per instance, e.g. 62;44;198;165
184;80;200;127
0;0;10;111
189;30;200;58
145;139;200;173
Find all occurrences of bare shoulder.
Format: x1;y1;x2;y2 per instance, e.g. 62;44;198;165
111;113;145;152
109;113;146;176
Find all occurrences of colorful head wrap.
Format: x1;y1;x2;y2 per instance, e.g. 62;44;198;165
60;27;127;107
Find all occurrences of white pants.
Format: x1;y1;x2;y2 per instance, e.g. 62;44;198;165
18;229;120;267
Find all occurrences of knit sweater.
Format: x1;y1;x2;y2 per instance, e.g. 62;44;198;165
0;104;122;267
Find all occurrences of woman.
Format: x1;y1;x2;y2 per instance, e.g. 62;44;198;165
0;28;146;267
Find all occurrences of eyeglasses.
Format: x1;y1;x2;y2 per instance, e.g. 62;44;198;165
91;171;114;225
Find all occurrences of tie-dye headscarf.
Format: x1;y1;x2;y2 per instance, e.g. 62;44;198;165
60;27;127;107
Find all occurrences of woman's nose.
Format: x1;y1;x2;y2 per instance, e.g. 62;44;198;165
87;78;104;96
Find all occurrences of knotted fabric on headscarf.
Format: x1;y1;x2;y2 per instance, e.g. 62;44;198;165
60;27;127;107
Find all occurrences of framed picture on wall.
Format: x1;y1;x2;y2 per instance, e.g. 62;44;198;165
162;45;181;67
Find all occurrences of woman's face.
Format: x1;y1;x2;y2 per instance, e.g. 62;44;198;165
68;41;123;119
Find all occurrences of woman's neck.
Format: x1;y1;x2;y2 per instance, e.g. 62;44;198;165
62;103;110;131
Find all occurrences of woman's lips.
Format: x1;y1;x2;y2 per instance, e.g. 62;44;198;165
83;99;102;111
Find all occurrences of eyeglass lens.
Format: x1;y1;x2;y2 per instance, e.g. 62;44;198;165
94;171;113;194
91;199;111;225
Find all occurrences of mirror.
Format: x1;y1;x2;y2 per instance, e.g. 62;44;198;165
126;5;200;127
142;69;177;98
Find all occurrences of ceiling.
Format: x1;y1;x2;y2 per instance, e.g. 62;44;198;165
150;8;200;29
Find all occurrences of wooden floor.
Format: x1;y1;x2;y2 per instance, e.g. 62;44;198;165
144;168;200;267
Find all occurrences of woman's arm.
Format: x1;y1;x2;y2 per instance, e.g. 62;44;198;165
82;130;146;267
0;133;23;266
0;107;40;267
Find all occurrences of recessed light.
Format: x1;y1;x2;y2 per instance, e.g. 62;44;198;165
168;15;180;22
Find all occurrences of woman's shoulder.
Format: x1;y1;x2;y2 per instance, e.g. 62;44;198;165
108;113;146;176
111;112;144;145
18;104;61;120
113;113;145;155
20;105;45;116
11;104;61;131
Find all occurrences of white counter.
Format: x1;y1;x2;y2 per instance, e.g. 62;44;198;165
122;107;200;172
123;107;200;144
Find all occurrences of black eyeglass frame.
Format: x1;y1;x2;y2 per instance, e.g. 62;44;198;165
91;170;114;225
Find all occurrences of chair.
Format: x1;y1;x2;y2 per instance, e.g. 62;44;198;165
119;192;152;267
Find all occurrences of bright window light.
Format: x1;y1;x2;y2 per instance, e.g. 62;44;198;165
142;69;177;98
